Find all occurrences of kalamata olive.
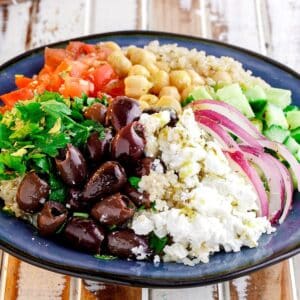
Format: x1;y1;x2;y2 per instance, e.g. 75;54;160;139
65;188;87;211
91;193;135;226
16;172;50;213
37;201;67;236
134;157;165;177
86;128;113;163
84;102;107;124
111;122;145;163
123;184;150;208
55;144;87;186
107;229;151;259
64;217;105;253
106;96;141;131
143;107;178;127
82;161;127;201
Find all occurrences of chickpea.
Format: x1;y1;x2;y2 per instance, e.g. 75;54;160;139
212;70;232;85
155;96;182;114
107;51;132;78
181;85;202;101
128;48;156;64
169;70;191;92
159;86;181;101
124;75;153;99
187;69;205;85
139;100;150;111
139;94;159;105
128;65;150;78
150;70;170;94
142;61;159;76
99;41;121;52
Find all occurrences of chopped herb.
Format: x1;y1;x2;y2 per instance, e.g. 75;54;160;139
94;254;117;260
150;201;157;212
73;212;89;218
137;205;145;212
128;176;141;189
49;174;67;202
2;206;15;216
55;221;67;234
108;224;117;231
181;95;195;107
149;232;168;254
99;95;109;107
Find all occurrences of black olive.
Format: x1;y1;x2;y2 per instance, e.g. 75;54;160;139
65;188;88;211
64;217;105;254
123;183;150;208
134;157;164;177
106;96;141;131
111;122;145;163
82;161;127;201
91;193;135;226
55;144;87;186
84;102;107;124
107;229;151;259
37;201;67;236
16;172;50;213
86;128;113;163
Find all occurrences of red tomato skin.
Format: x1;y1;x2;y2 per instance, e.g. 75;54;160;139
60;77;93;98
45;47;67;69
15;76;33;89
0;88;34;107
102;79;125;97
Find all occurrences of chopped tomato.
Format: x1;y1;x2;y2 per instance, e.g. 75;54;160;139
102;79;125;97
89;64;117;95
0;88;34;107
15;76;33;89
60;77;93;98
45;47;67;69
66;42;95;58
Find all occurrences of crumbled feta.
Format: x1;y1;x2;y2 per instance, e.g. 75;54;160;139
131;245;149;260
131;108;274;266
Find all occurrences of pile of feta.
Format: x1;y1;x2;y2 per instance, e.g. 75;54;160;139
131;108;274;266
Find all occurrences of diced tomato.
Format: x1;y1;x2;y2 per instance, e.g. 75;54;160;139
60;77;93;98
45;47;67;69
89;64;117;95
15;76;33;89
66;42;96;58
83;44;96;54
102;79;125;97
0;88;34;107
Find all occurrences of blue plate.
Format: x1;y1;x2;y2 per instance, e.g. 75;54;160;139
0;31;299;288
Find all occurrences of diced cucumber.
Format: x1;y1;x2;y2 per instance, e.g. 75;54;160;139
263;125;290;143
284;136;300;154
244;85;266;101
284;105;299;113
286;111;300;130
291;127;300;143
265;87;292;109
295;149;300;163
265;103;289;129
190;86;213;100
251;118;263;133
216;83;254;118
250;99;267;118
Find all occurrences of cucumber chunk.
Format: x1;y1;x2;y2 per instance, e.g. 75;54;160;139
284;105;299;113
263;125;290;143
190;86;214;100
250;99;267;118
265;103;288;129
284;136;300;154
251;118;263;133
216;83;254;118
295;149;300;163
265;87;292;109
291;127;300;143
244;85;266;101
286;111;300;130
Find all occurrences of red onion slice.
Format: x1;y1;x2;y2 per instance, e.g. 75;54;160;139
258;139;300;192
225;151;269;217
192;99;264;139
240;145;285;223
196;109;263;148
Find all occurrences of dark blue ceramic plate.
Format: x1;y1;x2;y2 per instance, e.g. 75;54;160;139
0;31;299;288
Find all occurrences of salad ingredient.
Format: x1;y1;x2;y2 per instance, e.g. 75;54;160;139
84;102;107;124
55;144;87;186
91;193;135;226
82;161;127;201
16;172;50;213
37;201;67;236
64;217;105;254
107;229;151;259
123;183;150;208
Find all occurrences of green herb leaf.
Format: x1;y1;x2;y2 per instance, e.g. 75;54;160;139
0;124;12;148
38;91;65;103
94;254;117;260
49;174;67;203
15;102;43;123
9;122;42;140
41;100;72;117
181;95;195;107
128;176;141;189
0;152;26;174
30;156;51;173
149;232;168;254
73;212;89;218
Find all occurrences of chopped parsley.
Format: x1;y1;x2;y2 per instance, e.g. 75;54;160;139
149;232;168;254
128;176;141;189
73;212;89;218
94;254;117;260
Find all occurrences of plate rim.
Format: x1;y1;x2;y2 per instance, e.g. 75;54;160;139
0;30;300;288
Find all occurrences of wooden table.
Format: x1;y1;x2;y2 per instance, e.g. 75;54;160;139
0;0;299;299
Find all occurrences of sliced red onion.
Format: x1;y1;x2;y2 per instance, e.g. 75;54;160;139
258;139;300;192
225;150;269;217
192;99;264;139
240;145;285;224
196;109;263;148
195;114;239;151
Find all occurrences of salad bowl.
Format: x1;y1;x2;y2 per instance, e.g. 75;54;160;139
0;31;299;288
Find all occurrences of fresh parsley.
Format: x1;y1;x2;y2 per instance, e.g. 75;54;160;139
128;176;141;189
149;232;168;254
94;254;117;260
